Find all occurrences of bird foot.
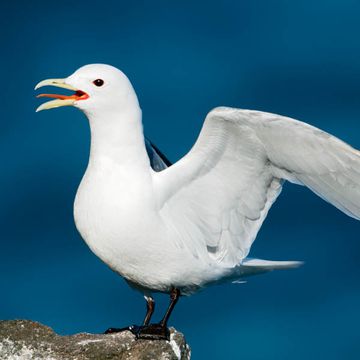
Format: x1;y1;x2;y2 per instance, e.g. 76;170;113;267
104;324;169;340
134;323;170;341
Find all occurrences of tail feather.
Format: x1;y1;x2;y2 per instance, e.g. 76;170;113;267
237;257;303;278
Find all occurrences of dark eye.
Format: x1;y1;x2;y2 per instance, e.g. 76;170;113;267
93;79;104;87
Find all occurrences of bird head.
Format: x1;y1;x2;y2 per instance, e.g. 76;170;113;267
35;64;139;115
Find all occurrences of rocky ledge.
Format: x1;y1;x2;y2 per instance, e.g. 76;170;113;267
0;320;191;360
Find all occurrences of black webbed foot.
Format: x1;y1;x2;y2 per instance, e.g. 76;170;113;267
135;323;170;341
104;324;169;340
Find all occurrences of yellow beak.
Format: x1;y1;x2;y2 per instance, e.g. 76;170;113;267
35;78;89;112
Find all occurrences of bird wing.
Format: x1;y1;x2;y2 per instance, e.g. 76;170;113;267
145;138;171;172
154;107;360;267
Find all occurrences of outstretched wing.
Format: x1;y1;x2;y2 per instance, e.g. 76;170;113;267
155;107;360;267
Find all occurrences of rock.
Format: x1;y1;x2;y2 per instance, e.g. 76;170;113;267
0;320;191;360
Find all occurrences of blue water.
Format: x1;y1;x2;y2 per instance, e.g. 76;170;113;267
1;1;360;358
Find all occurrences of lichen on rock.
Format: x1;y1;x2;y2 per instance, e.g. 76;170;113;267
0;320;191;360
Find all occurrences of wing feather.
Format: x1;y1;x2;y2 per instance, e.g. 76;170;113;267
155;107;360;267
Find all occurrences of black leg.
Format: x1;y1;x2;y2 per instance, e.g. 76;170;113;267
143;296;155;326
104;295;155;334
104;289;181;341
160;288;180;327
136;288;180;341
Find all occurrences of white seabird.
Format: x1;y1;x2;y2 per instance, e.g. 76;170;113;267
35;64;360;340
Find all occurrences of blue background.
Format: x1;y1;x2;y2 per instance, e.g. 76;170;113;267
1;1;359;358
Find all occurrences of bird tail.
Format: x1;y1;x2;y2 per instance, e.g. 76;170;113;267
236;257;303;278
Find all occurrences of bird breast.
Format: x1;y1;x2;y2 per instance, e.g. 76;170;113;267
73;159;163;274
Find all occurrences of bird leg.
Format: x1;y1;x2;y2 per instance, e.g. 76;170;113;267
104;295;155;334
135;288;180;341
160;288;180;328
104;289;180;341
142;296;155;326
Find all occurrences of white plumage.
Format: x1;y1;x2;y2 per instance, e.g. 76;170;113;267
35;64;360;331
157;107;360;271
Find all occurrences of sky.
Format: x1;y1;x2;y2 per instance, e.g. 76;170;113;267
0;0;360;358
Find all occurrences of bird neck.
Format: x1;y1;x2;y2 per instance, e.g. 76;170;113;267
86;106;150;172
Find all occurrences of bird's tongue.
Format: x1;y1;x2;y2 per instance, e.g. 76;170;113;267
37;90;89;100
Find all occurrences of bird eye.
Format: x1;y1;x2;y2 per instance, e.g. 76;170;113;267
93;79;104;87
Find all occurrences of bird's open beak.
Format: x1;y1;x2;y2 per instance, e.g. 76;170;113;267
35;78;89;112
